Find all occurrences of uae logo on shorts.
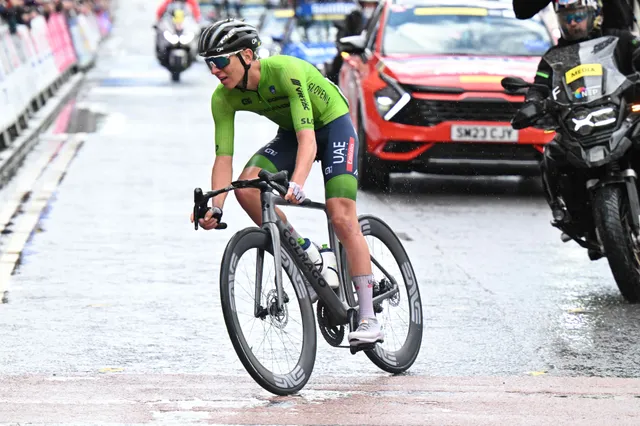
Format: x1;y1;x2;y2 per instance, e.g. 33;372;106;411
269;85;276;94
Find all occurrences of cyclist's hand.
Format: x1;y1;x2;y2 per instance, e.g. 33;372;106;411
285;181;306;204
198;207;223;230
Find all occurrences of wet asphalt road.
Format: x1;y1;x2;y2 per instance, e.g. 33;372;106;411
1;0;640;423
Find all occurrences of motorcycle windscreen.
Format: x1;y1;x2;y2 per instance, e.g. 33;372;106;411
543;36;628;104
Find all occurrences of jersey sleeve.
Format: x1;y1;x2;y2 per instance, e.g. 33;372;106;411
211;89;236;157
276;60;315;132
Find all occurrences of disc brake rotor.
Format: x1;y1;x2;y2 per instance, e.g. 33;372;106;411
266;289;289;330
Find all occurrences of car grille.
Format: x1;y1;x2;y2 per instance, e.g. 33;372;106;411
391;99;523;127
421;142;541;162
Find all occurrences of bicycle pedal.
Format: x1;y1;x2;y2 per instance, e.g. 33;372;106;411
349;343;377;355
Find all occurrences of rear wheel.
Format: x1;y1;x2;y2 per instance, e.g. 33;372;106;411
342;215;423;373
357;112;390;191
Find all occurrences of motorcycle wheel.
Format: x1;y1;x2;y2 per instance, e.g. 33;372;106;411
593;184;640;302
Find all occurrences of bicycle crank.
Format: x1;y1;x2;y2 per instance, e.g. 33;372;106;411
316;300;344;347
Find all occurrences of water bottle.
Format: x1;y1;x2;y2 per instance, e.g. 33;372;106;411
298;238;323;269
319;244;340;289
298;238;339;289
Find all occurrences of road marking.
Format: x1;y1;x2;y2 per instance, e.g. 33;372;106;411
0;134;68;233
0;134;85;303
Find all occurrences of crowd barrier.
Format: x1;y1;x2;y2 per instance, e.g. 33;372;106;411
0;9;113;150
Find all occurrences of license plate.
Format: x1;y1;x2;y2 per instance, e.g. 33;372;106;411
451;125;519;142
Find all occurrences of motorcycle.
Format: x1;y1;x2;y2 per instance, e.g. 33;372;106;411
502;35;640;302
154;3;199;82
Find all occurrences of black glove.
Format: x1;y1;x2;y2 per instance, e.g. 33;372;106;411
512;101;545;130
532;114;557;130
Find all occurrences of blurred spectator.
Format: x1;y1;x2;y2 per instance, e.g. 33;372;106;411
0;0;114;32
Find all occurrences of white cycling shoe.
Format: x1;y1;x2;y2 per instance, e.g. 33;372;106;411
348;318;384;346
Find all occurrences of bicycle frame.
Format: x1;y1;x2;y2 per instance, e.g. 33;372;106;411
256;188;400;325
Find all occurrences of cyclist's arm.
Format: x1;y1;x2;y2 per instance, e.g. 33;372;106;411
211;91;236;209
512;0;551;20
280;64;317;188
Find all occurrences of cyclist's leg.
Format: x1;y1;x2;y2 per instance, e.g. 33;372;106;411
319;113;383;345
236;129;297;227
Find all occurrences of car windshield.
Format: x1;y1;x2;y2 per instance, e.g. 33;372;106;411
383;6;553;56
290;18;339;43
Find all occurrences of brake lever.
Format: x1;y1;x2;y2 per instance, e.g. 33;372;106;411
194;188;204;230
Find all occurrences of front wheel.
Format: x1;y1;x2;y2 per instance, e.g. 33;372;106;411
219;227;317;395
344;215;423;373
593;185;640;302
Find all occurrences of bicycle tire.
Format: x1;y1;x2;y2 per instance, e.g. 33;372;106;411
352;215;423;374
219;227;317;395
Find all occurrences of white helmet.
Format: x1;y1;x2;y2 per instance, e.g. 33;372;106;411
554;0;602;41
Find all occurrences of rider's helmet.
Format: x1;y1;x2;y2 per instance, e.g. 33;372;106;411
198;19;262;89
554;0;602;42
198;18;261;58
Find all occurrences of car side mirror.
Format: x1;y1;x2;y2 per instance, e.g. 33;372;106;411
338;34;366;55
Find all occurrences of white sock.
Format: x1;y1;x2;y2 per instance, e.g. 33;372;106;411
353;275;375;321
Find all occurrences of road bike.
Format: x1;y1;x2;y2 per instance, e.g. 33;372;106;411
193;169;423;395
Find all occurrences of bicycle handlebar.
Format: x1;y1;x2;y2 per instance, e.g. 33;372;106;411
193;170;308;230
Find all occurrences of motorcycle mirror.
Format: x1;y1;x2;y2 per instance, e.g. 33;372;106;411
501;76;531;93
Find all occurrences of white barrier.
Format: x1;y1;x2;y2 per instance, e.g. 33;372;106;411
30;16;60;94
0;26;24;134
0;9;113;148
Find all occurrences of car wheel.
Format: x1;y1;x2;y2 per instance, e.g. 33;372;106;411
357;112;390;192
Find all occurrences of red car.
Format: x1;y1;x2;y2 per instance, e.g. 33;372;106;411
338;0;556;190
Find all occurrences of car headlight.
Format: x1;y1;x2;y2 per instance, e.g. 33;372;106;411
374;73;411;121
179;32;195;44
163;30;179;44
567;106;617;136
257;47;270;58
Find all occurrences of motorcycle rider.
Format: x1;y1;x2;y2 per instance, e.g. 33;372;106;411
516;0;640;257
325;0;378;84
513;0;635;30
156;0;201;22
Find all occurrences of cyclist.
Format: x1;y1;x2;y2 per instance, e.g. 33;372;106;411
189;19;384;348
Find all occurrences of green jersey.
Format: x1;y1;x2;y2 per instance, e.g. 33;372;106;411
210;55;350;156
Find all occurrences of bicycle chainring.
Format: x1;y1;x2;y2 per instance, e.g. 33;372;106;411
316;300;344;347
